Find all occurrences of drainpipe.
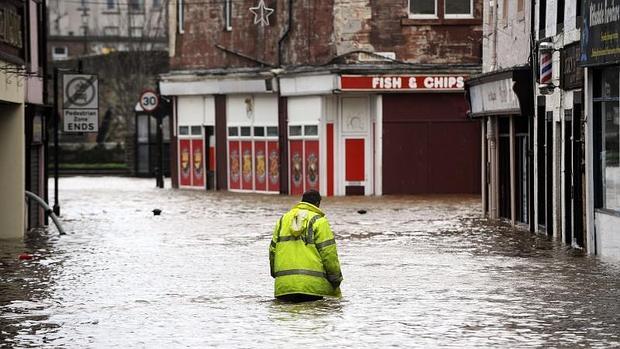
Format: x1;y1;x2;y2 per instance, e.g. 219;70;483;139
276;0;293;194
491;0;499;70
277;0;293;67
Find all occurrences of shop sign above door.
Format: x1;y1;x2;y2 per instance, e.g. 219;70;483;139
580;0;620;66
339;75;466;92
468;77;520;117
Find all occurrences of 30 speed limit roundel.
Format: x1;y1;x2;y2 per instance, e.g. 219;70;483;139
140;90;160;112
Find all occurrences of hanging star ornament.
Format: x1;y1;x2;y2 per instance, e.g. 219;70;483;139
249;0;274;26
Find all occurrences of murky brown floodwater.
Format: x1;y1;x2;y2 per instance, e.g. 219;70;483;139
1;177;619;348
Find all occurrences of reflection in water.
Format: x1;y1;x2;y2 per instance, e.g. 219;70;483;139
0;177;618;348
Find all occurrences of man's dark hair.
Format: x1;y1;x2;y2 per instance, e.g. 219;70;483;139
301;189;321;207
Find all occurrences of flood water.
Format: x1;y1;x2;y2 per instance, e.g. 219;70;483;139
1;177;619;348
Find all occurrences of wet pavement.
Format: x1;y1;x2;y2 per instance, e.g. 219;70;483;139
1;177;620;348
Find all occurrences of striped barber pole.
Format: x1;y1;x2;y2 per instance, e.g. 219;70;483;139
540;52;552;85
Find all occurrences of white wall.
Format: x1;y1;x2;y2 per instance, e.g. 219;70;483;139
482;0;531;72
0;104;25;239
227;94;278;126
177;95;207;126
288;96;322;125
595;213;620;259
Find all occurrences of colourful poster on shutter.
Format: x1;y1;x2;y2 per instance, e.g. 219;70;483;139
254;141;267;192
267;141;279;192
228;141;241;190
179;139;192;187
192;139;204;188
241;141;253;190
289;140;304;196
305;140;320;192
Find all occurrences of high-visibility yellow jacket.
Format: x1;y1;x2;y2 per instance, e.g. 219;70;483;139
269;202;343;298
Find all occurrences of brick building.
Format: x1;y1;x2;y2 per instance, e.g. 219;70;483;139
160;0;483;195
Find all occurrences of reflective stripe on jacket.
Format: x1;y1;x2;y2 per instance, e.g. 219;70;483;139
269;202;343;298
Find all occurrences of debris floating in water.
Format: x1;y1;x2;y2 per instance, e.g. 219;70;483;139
152;209;162;216
18;253;33;260
357;209;367;214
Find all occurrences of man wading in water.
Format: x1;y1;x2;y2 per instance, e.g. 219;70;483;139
269;190;343;302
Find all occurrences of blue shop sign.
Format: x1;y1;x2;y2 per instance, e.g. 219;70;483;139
580;0;620;66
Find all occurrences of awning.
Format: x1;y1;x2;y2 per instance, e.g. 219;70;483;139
465;67;534;118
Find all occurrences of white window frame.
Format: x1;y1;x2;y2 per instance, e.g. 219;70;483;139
225;0;232;31
408;0;438;19
444;0;474;18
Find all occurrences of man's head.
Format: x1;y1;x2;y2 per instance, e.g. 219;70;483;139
301;189;321;207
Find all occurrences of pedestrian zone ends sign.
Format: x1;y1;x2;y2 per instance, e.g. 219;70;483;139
64;109;98;132
62;74;99;133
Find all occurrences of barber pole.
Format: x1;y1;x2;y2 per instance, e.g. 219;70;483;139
540;52;552;85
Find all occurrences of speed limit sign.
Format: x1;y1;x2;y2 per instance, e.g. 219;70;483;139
140;90;160;112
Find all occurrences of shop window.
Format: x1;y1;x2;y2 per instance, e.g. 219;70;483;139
240;126;251;137
304;125;318;136
179;126;189;136
267;126;278;137
409;0;437;18
289;126;302;137
254;127;265;137
445;0;472;18
594;67;620;211
191;126;202;135
228;127;239;137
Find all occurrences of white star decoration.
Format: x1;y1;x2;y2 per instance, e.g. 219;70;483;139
249;0;274;26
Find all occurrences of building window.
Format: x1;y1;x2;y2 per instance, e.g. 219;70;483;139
225;0;232;31
517;0;524;13
106;0;117;10
131;27;143;37
539;0;547;35
445;0;472;18
103;26;120;36
178;0;185;34
190;126;202;135
409;0;437;18
153;0;162;8
556;0;565;31
52;46;68;61
129;0;144;12
289;126;302;137
502;0;508;20
594;67;620;211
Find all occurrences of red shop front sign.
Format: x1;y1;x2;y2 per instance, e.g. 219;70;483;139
340;75;466;92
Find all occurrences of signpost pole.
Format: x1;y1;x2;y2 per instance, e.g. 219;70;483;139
53;67;60;216
157;111;164;189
